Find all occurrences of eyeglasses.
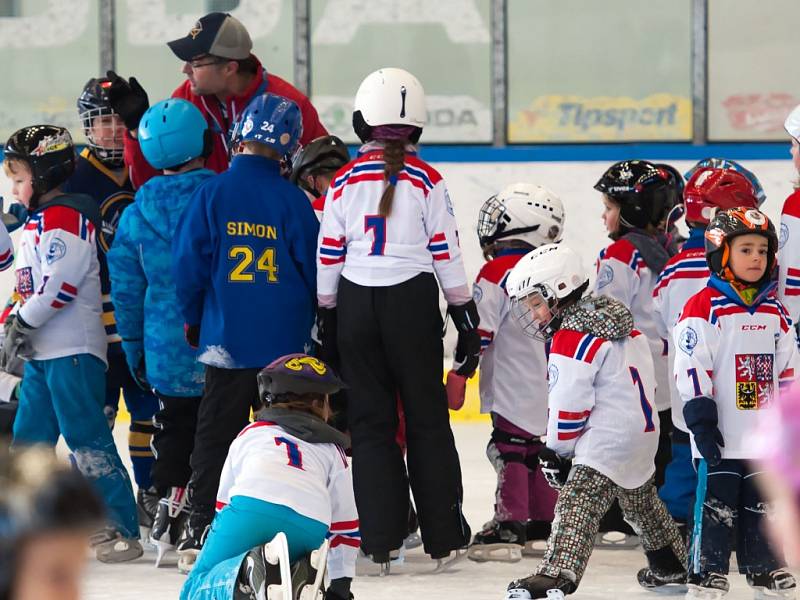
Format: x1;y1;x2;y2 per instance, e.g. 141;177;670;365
187;56;226;70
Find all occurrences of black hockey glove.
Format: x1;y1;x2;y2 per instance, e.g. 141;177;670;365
538;446;572;490
184;323;200;350
449;300;481;377
316;307;339;367
683;396;724;467
0;314;34;371
105;70;150;131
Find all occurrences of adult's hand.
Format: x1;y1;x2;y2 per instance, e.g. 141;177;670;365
105;70;150;131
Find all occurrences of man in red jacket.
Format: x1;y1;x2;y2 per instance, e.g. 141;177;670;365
105;12;327;189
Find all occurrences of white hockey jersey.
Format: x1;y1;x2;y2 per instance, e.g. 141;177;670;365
595;238;670;411
474;249;548;436
217;420;358;580
0;221;13;273
673;284;799;460
15;205;106;363
317;149;469;307
652;233;710;432
778;189;800;322
547;328;659;490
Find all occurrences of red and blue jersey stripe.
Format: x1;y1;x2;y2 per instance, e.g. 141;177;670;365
327;519;361;549
557;409;590;440
550;329;606;364
785;267;800;297
50;282;78;309
428;232;450;261
319;236;346;266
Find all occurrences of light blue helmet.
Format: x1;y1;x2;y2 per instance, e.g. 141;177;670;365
139;98;209;170
231;93;303;156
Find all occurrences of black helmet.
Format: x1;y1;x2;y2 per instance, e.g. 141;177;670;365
4;125;76;201
257;353;345;406
704;207;777;286
594;160;674;230
289;136;350;195
77;77;124;168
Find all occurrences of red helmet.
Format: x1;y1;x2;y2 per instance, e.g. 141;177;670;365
684;167;759;225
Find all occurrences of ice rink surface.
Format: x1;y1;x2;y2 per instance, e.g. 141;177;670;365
82;422;773;600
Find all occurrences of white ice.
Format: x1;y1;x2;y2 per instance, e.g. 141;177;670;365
82;422;777;600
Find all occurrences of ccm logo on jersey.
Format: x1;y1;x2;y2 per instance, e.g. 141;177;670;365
741;325;767;331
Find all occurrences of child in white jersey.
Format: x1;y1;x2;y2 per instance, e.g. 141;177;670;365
181;353;357;600
653;165;761;529
504;244;686;599
674;207;798;598
1;125;140;563
464;183;563;562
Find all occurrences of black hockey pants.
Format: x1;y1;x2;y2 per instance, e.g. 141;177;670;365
151;391;201;492
186;366;258;516
337;273;471;558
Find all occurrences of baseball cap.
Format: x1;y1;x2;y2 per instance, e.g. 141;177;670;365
167;12;252;61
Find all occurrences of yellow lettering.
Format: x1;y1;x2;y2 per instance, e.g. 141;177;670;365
266;226;277;240
226;222;236;235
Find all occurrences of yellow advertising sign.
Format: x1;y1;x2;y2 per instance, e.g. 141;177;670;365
509;94;692;142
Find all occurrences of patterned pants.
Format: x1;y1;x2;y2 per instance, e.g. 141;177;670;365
536;465;686;585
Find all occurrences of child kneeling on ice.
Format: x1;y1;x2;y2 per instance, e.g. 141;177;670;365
181;353;358;600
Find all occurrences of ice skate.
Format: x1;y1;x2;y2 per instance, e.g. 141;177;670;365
262;532;292;599
505;573;576;598
637;545;688;592
233;537;289;600
294;540;329;600
431;547;468;573
523;520;551;556
403;503;422;550
686;572;730;599
746;570;797;599
90;526;144;563
137;486;159;540
175;510;212;574
149;486;189;567
467;520;524;563
637;566;687;592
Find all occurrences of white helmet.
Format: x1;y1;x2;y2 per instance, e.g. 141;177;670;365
353;68;426;142
477;183;565;250
506;244;588;341
786;103;800;142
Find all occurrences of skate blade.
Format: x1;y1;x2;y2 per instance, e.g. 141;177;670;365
153;540;176;568
467;543;522;563
522;539;547;557
593;531;640;549
643;584;688;595
685;584;727;599
432;548;468;573
263;532;292;600
753;587;798;600
297;540;330;600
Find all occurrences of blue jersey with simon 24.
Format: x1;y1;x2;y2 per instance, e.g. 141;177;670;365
172;154;320;369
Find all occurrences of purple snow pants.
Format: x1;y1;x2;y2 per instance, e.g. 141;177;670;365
487;413;557;522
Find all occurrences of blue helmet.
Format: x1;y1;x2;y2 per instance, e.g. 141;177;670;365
231;93;303;156
139;99;209;170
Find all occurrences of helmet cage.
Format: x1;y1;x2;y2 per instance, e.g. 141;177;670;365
79;106;124;167
477;194;543;247
510;284;560;342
